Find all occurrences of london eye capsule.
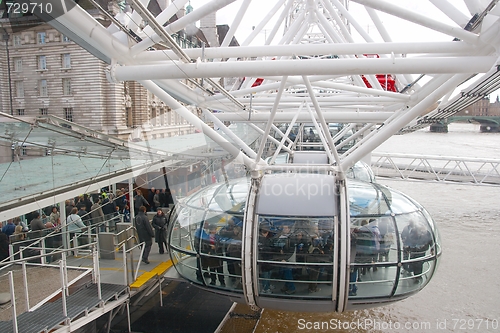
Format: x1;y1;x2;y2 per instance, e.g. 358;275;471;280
168;172;441;312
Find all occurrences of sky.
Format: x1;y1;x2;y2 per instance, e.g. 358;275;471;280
186;0;499;102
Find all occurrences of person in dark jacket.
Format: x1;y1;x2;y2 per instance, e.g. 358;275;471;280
258;224;274;293
30;212;46;235
135;206;154;264
101;193;117;220
134;190;149;213
1;219;16;238
77;204;90;225
202;224;225;286
159;189;167;208
151;208;168;254
148;187;156;212
0;232;9;261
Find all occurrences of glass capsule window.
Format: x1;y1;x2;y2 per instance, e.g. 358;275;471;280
168;177;249;293
168;177;441;311
347;181;439;301
256;216;336;299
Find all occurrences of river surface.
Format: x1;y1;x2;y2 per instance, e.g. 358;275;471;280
255;123;500;333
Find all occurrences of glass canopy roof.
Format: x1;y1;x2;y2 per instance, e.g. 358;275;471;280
0;114;261;220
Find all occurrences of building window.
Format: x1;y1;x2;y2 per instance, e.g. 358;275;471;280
64;107;73;122
37;32;46;44
62;53;71;68
39;79;48;97
17;109;25;116
62;34;71;43
62;78;71;95
126;107;133;127
13;35;22;46
15;81;24;98
13;57;22;72
38;55;47;70
40;108;48;115
160;108;165;126
151;107;157;126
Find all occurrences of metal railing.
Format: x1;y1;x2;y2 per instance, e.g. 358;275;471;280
0;215;141;333
371;153;500;185
0;243;97;333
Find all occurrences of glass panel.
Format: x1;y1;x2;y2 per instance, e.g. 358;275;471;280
351;218;381;266
170;250;199;283
170;206;245;292
395;260;436;296
202;212;244;290
37;32;46;44
217;213;244;291
349;215;400;298
396;211;436;276
348;264;397;298
196;225;226;289
420;207;441;255
383;186;421;214
256;216;334;298
351;216;397;264
346;161;376;183
348;181;390;216
168;207;194;252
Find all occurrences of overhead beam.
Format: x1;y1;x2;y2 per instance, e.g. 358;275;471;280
133;41;477;62
213;111;393;122
109;56;497;81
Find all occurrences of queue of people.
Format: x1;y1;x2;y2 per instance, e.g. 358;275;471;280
1;186;138;246
0;185;176;266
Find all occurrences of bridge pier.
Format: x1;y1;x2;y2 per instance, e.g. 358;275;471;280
429;123;448;133
480;124;499;132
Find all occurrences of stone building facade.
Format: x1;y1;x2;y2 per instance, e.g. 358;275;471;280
0;1;203;144
456;96;500;117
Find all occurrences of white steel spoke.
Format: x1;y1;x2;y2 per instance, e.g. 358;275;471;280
35;0;500;172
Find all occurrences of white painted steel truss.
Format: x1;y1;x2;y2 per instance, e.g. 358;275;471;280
37;0;500;175
372;152;500;185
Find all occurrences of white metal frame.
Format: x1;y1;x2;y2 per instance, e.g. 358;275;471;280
29;0;500;174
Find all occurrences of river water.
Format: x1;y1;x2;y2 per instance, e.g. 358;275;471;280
255;123;500;333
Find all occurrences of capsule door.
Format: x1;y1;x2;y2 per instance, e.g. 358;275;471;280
247;173;342;312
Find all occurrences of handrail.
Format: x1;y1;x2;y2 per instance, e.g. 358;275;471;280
1;243;101;333
116;235;139;249
6;215;122;263
1;242;98;267
115;225;136;238
0;215;139;333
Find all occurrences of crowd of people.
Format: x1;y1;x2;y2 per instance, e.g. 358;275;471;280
191;216;336;294
186;215;435;297
0;186;175;262
256;218;335;295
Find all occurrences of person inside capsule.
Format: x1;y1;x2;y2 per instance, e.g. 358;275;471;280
256;217;338;297
258;223;274;294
